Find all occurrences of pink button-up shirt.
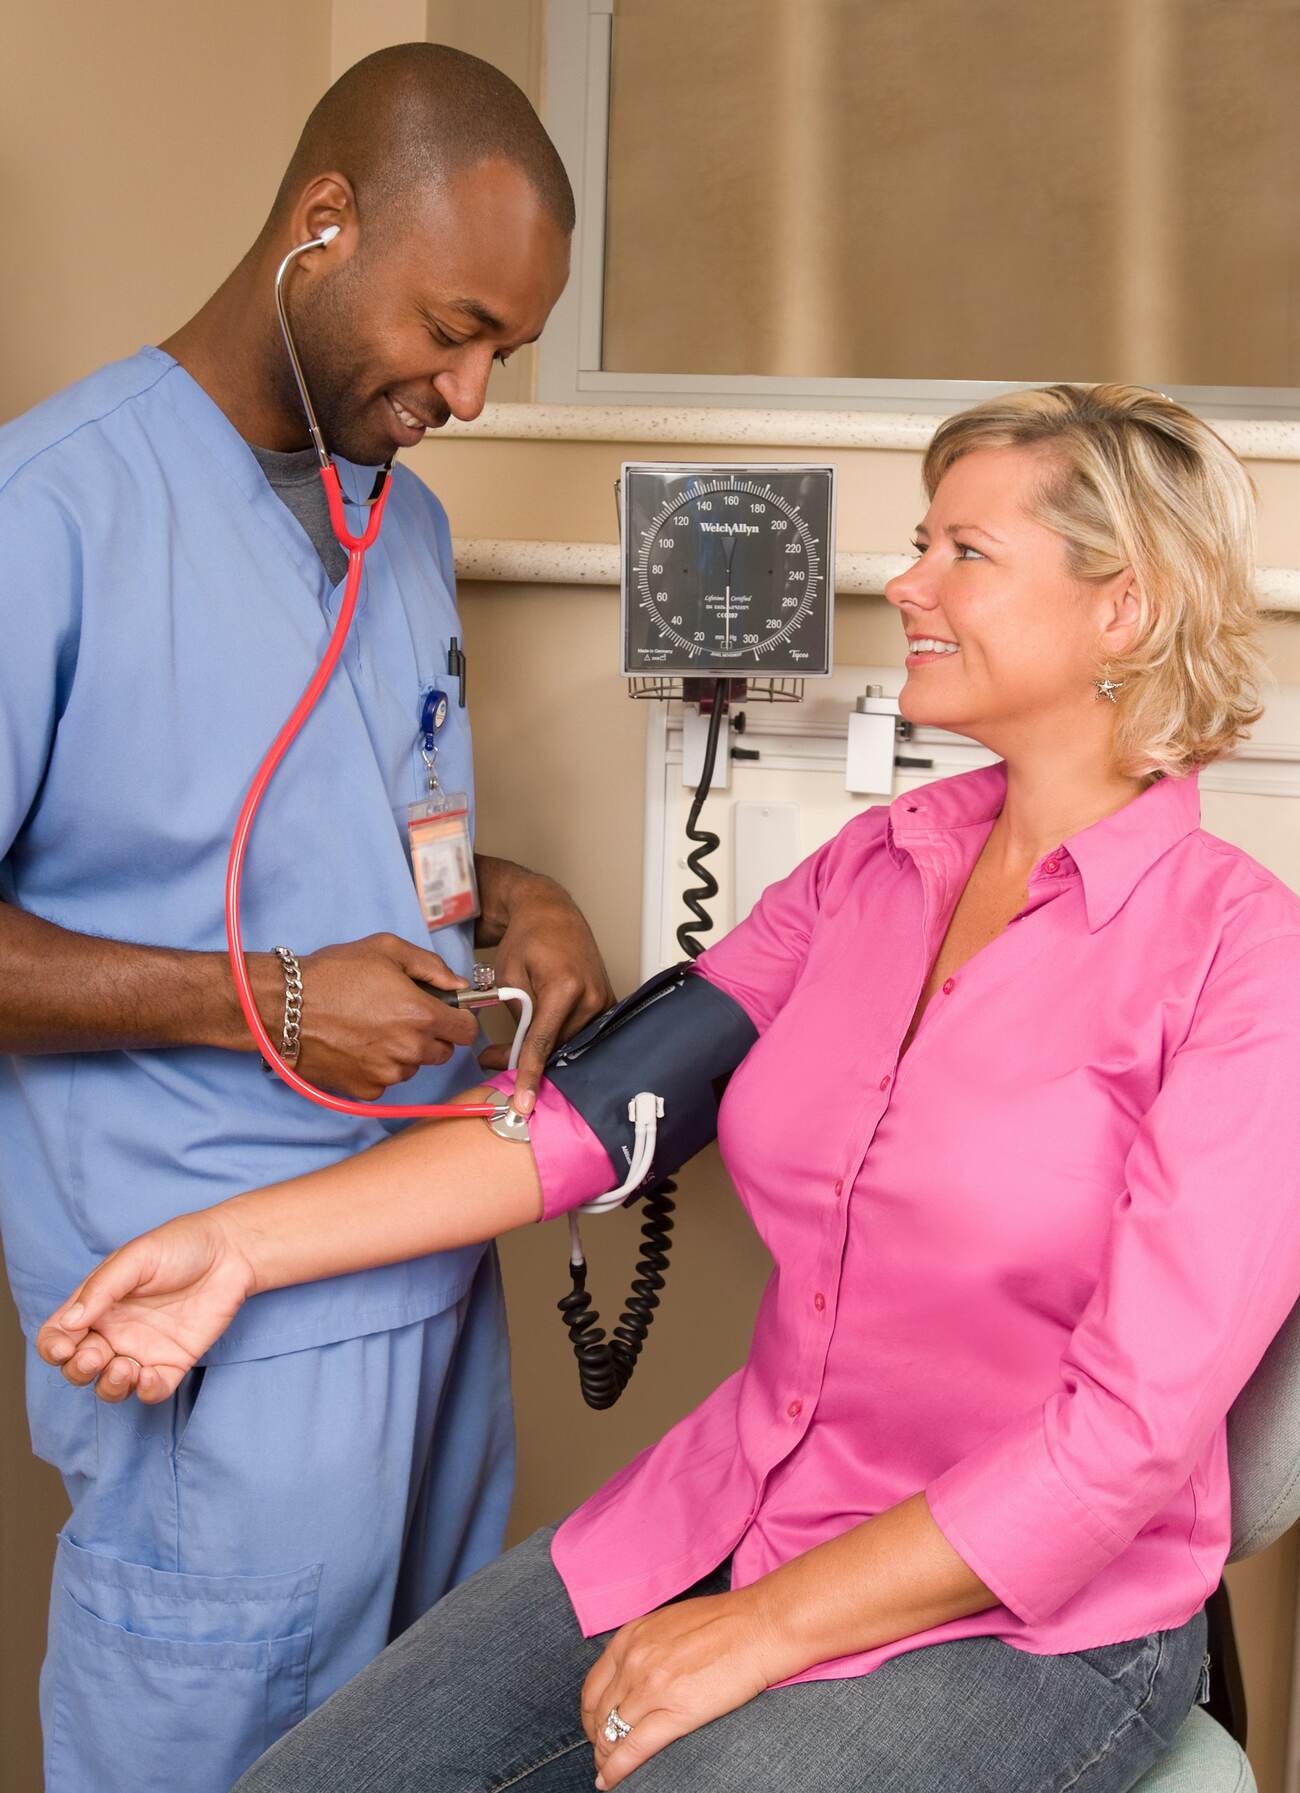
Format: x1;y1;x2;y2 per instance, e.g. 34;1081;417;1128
493;760;1300;1685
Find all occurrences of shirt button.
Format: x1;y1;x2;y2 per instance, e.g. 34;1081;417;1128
942;976;956;994
1043;857;1061;875
787;1399;803;1418
834;1178;843;1198
814;1292;826;1312
879;1073;891;1091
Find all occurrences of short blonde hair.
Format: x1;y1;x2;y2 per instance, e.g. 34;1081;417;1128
921;383;1268;780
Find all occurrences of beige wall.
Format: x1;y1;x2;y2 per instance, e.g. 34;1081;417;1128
0;1;329;425
0;2;333;1784
2;5;1298;1792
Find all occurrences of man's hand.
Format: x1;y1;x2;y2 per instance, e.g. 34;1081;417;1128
474;861;615;1109
0;905;482;1095
263;933;480;1099
580;1588;780;1788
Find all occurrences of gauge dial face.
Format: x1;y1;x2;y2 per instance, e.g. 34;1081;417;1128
621;464;834;676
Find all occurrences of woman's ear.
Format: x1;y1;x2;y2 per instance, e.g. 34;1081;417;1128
1099;569;1142;659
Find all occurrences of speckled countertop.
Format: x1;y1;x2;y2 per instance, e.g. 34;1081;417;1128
444;402;1300;463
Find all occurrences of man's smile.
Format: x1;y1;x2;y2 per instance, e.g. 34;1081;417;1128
384;391;447;442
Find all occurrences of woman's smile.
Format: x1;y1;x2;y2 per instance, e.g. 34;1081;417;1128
905;637;962;667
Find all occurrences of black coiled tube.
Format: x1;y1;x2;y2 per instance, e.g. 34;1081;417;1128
675;680;727;960
557;1181;677;1409
562;686;722;1404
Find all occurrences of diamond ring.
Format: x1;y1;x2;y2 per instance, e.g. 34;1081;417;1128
603;1707;633;1745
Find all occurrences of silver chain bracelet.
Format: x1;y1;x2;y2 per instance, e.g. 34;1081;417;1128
260;945;304;1073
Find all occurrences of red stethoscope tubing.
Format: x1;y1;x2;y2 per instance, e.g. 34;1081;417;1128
223;463;498;1120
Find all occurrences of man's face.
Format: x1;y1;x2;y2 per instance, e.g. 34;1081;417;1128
288;156;570;464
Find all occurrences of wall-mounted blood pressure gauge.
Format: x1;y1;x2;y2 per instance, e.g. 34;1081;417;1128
620;463;835;677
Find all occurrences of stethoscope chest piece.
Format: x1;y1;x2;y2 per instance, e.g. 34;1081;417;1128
489;1106;532;1144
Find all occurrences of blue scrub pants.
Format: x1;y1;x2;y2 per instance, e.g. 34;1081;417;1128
30;1245;515;1793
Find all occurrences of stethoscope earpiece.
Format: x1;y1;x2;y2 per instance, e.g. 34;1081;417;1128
273;229;347;468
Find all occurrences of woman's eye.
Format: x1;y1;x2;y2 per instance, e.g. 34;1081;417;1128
908;538;984;562
493;349;512;366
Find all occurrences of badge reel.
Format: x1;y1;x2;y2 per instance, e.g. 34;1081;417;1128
407;688;479;931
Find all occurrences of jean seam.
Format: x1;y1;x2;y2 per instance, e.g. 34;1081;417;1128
1057;1630;1167;1792
1133;1629;1166;1714
489;1733;591;1792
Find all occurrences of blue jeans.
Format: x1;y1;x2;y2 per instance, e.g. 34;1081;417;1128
235;1522;1210;1792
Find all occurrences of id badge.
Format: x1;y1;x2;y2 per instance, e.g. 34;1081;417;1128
409;685;479;931
407;791;479;931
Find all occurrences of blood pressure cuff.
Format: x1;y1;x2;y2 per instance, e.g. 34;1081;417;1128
543;963;758;1188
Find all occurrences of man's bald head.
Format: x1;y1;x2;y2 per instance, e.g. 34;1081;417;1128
244;45;572;463
272;42;574;241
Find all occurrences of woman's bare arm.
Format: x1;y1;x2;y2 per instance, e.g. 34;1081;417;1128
226;1085;541;1292
35;1086;542;1402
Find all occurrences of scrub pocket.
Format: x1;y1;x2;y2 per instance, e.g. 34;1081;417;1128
44;1532;321;1793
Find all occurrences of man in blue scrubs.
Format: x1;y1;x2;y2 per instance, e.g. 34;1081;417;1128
0;44;612;1793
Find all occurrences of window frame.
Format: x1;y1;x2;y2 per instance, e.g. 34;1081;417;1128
537;0;1300;420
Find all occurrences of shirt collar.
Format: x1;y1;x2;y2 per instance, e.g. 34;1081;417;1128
886;759;1202;932
141;345;386;508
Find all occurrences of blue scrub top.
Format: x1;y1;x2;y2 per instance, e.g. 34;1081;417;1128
0;347;488;1361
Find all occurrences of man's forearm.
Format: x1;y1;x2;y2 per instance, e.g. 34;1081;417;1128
0;902;278;1055
739;1492;999;1683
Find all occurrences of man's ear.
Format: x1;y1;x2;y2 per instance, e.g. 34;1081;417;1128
290;172;359;266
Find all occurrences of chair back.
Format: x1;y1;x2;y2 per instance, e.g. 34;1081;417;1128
1227;1294;1300;1559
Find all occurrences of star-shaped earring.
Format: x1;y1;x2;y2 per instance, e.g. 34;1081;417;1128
1093;673;1124;702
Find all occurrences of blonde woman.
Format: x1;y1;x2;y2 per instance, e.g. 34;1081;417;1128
38;386;1300;1793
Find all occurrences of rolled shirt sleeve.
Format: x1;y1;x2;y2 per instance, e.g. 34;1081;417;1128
483;1071;618;1222
923;932;1300;1625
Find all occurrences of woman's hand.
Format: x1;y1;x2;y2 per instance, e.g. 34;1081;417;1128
580;1587;780;1788
35;1209;258;1404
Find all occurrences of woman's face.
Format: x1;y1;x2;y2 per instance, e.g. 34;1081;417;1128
884;444;1126;753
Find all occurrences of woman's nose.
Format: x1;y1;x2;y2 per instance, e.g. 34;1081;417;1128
885;562;927;608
